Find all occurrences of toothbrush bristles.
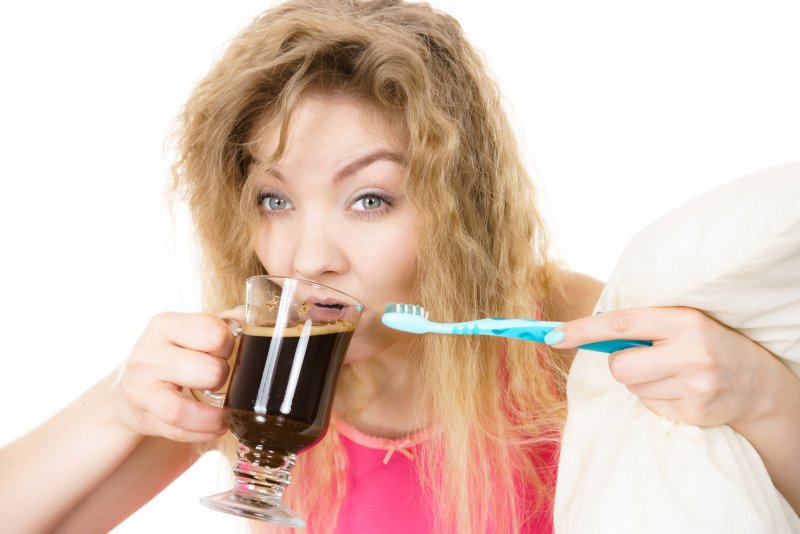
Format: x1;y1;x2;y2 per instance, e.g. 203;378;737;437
385;303;429;319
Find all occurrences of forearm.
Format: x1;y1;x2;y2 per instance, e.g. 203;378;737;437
1;310;233;532
732;359;800;515
0;372;144;532
55;435;199;533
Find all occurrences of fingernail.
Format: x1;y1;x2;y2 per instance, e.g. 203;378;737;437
544;329;565;345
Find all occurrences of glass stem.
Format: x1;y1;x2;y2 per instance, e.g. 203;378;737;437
232;444;296;503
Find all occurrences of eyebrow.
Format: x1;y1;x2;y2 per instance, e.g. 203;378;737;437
261;149;403;184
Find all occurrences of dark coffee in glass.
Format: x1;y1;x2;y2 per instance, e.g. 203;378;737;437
225;323;354;465
197;275;362;528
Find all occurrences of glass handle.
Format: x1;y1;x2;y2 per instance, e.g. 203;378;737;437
193;387;226;408
190;314;242;408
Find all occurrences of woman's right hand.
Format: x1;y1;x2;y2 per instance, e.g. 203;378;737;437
110;311;236;442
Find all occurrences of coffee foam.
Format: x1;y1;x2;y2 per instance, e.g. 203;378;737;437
242;320;355;338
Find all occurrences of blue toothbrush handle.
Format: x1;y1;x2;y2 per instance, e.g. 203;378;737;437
462;320;652;352
577;339;653;353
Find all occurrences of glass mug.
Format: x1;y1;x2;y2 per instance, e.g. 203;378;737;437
194;275;362;527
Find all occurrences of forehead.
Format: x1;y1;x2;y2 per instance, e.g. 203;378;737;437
251;92;406;164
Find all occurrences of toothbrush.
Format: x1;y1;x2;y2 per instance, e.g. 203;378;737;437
381;304;652;353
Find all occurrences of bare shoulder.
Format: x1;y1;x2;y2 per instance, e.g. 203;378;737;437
545;268;604;369
547;268;604;322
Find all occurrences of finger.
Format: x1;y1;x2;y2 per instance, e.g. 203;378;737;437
129;384;228;433
150;312;235;358
545;307;707;349
142;412;228;443
635;398;685;423
629;369;727;406
608;345;686;386
635;397;716;427
154;345;230;391
625;376;685;400
217;305;245;324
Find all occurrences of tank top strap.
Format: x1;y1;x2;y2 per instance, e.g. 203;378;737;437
333;414;434;464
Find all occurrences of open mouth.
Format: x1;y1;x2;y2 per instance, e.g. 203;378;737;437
301;300;350;323
314;302;345;310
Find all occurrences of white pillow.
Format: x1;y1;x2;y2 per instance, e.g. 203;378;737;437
554;162;800;534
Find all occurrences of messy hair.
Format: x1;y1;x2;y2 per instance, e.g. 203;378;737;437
172;0;565;531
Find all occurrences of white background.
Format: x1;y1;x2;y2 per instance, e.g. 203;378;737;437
1;0;798;532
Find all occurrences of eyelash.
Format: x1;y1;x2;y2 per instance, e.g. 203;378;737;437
256;191;396;220
351;192;395;220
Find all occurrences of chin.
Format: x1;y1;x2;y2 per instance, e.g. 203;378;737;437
342;338;374;364
341;329;410;365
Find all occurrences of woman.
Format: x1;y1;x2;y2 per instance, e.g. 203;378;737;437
2;1;798;532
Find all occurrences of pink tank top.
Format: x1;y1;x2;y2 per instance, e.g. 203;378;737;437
332;418;556;533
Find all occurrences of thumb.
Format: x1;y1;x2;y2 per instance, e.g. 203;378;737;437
216;305;245;326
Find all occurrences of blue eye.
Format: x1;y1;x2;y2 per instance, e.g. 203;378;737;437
258;192;293;213
351;194;385;211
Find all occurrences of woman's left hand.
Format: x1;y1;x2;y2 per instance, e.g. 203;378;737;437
545;306;780;428
547;305;800;513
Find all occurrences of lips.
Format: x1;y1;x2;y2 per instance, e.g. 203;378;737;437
308;298;347;308
305;299;349;322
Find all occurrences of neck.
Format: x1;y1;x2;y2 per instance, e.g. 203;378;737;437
334;338;425;439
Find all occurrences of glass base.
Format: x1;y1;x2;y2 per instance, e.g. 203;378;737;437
200;490;306;528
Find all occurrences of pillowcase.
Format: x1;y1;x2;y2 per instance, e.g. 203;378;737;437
554;162;800;533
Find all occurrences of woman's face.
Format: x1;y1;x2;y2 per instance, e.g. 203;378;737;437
249;93;418;363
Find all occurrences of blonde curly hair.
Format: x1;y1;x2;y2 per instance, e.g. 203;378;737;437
171;1;565;531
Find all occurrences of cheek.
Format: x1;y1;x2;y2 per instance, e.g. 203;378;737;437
358;217;417;281
254;225;287;275
361;212;418;297
344;315;413;364
254;230;270;271
343;229;418;363
383;230;418;296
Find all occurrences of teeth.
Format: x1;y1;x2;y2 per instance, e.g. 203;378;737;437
315;303;344;309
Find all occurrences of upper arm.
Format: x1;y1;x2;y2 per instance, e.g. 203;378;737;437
546;269;604;368
547;269;604;322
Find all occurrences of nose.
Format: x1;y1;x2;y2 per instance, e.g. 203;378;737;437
290;217;348;281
